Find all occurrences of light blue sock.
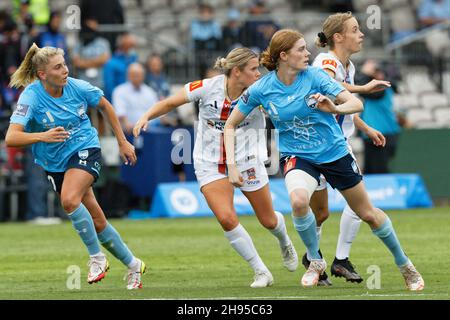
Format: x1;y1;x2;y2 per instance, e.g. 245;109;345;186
68;204;101;256
292;211;321;260
372;216;409;266
97;223;133;266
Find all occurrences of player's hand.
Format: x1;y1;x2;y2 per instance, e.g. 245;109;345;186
363;79;391;94
366;127;386;147
227;165;244;188
42;126;70;143
119;140;137;165
309;93;337;114
133;117;149;137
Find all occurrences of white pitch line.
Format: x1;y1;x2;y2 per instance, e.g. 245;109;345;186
139;293;444;300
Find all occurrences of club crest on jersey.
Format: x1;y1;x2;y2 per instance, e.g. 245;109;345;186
189;80;203;92
78;104;87;119
246;167;256;180
242;91;250;104
305;96;318;109
14;104;29;117
78;150;89;160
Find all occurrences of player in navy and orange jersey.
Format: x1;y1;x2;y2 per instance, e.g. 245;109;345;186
6;43;145;290
134;47;298;288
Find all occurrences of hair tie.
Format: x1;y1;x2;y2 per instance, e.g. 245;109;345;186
318;32;327;44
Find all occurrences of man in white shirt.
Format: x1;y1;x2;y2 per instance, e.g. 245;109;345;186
112;63;159;134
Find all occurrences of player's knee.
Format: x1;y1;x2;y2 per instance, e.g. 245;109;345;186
92;216;107;232
217;211;239;231
61;195;82;213
291;196;309;216
261;213;278;230
314;206;329;225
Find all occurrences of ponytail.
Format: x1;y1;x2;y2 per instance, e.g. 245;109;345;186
9;43;40;88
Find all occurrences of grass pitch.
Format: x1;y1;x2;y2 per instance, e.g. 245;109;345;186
0;207;449;300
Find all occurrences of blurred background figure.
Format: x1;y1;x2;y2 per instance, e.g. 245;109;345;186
418;0;450;27
103;32;138;102
80;0;124;51
357;60;408;174
145;53;171;100
190;3;222;78
36;10;66;53
72;17;111;90
221;8;242;52
113;62;159;135
239;0;279;53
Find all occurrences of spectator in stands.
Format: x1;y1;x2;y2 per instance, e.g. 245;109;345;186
327;0;354;12
103;32;138;101
0;11;21;113
221;8;243;52
145;53;171;100
72;17;111;90
418;0;450;27
80;0;124;51
13;0;49;26
113;63;159;135
190;3;222;78
357;60;402;174
239;0;280;53
37;11;67;53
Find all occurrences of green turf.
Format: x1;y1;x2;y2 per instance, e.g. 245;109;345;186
0;207;449;300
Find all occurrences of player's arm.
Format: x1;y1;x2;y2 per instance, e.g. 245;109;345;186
133;88;189;137
354;114;386;147
224;108;247;187
323;66;390;94
342;80;391;94
97;96;137;165
5;124;70;147
311;90;363;115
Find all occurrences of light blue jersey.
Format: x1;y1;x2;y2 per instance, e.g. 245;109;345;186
237;66;348;164
10;77;103;172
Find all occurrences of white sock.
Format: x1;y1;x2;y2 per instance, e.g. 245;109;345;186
224;224;268;272
127;257;140;271
89;252;105;259
269;211;291;247
306;225;322;261
336;204;362;260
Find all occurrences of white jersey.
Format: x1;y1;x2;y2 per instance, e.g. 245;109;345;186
185;74;267;173
313;52;356;139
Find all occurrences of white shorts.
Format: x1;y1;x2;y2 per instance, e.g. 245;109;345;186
315;143;355;191
195;161;269;192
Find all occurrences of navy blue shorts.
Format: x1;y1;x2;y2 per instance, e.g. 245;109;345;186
280;153;362;191
46;148;102;194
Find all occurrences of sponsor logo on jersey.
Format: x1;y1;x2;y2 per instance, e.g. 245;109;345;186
189;80;203;91
14;104;29;117
78;150;89;160
79;160;87;166
322;59;337;68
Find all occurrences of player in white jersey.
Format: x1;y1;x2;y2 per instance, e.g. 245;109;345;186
304;12;393;284
134;47;298;288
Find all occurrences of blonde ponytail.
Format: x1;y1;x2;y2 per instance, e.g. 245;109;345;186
9;43;65;88
9;43;40;88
